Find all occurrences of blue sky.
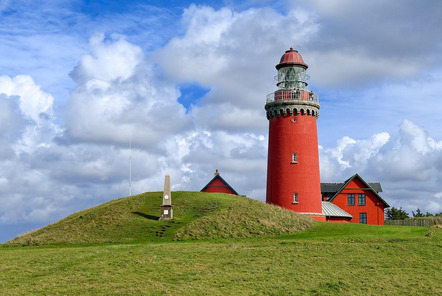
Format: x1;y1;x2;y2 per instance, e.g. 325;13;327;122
1;0;442;242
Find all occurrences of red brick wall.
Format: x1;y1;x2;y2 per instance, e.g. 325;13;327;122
266;113;322;215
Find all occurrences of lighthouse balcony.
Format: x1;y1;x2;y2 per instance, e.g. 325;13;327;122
266;89;318;104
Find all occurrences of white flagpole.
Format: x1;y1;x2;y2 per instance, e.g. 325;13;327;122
129;135;132;196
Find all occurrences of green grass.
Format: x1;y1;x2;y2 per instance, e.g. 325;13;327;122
0;224;440;295
1;191;441;295
286;220;434;240
4;191;313;246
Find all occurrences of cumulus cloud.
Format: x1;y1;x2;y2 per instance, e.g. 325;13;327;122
0;75;58;156
320;120;442;214
370;121;442;182
296;0;442;87
0;75;53;122
66;34;192;150
156;4;319;133
0;94;29;159
0;75;63;224
319;132;390;181
71;34;143;84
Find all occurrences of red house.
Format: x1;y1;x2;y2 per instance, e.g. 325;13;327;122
201;170;239;195
321;174;390;225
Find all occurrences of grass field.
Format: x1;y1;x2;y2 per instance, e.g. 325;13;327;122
1;223;441;295
1;192;441;295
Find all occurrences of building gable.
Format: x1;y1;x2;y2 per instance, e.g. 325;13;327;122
201;170;239;195
328;174;389;207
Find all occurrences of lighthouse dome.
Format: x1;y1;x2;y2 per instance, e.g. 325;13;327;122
276;48;308;70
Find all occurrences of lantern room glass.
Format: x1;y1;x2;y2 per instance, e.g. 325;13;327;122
277;67;307;90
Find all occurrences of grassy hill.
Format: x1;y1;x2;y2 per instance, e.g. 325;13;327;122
2;191;440;295
4;191;314;246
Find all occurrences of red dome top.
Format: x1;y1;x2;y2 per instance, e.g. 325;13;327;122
276;48;308;70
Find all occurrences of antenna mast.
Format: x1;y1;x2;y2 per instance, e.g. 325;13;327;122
129;136;132;196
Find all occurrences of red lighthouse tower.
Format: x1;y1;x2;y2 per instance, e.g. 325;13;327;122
265;48;324;221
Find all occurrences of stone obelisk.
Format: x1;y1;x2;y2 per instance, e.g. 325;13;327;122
159;174;173;220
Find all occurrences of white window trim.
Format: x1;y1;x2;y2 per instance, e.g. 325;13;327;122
292;193;299;204
291;153;298;164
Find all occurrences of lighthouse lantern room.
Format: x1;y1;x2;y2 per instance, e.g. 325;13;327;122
265;48;324;221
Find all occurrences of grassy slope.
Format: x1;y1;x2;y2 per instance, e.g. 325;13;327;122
4;191;313;246
0;223;440;295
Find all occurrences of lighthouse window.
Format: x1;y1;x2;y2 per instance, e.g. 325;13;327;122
293;193;299;204
291;153;298;164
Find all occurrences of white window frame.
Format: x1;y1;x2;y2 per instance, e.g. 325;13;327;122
291;153;298;164
292;193;299;204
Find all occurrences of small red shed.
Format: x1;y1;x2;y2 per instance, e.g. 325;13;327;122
201;170;239;195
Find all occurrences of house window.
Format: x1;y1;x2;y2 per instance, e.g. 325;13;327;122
358;194;366;205
291;153;298;163
359;213;367;224
348;194;355;205
293;193;298;204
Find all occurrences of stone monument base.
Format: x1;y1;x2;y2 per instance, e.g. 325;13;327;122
159;205;174;220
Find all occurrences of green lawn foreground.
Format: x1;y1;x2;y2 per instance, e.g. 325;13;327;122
1;223;441;296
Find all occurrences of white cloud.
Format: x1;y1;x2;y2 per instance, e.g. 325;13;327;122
295;0;442;88
0;75;54;122
70;34;143;84
320;120;442;214
156;5;319;133
0;75;59;159
66;34;192;149
308;50;418;87
319;132;390;181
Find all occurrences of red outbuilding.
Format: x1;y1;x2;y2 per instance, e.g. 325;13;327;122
201;170;239;195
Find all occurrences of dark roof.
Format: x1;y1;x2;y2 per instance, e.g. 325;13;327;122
200;174;239;195
325;174;389;207
321;182;382;193
321;183;344;193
